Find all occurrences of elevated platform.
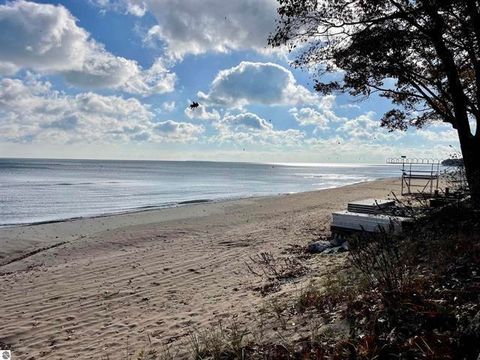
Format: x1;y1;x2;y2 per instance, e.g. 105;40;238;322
387;157;440;196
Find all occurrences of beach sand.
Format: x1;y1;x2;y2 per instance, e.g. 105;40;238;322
0;178;400;359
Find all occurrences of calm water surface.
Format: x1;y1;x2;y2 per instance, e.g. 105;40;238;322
0;158;402;226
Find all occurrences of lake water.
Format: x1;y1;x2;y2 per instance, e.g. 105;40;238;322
0;158;402;226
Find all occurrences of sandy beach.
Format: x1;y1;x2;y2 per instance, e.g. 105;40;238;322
0;178;399;359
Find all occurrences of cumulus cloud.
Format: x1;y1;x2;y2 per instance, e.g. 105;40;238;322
304;137;399;162
289;107;329;131
417;123;459;143
223;113;273;131
125;0;147;16
153;120;204;142
198;62;318;107
90;0;147;16
132;0;278;60
0;1;175;95
0;1;89;72
289;95;347;133
317;95;346;123
64;56;176;96
212;112;304;147
161;101;176;113
0;62;20;76
337;112;403;141
185;103;221;121
305;137;455;163
0;77;198;143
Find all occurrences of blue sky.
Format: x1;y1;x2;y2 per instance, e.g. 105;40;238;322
0;0;460;163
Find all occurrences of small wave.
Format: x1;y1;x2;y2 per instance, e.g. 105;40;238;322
294;173;367;181
59;182;95;186
28;182;97;187
177;199;211;205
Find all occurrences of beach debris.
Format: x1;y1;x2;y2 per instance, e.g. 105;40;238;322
306;241;331;254
101;290;120;300
330;232;346;246
306;239;349;254
322;242;349;254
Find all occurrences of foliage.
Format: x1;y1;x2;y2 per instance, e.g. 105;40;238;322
269;0;480;205
189;319;250;360
443;152;470;194
245;252;307;282
349;229;409;299
270;0;478;132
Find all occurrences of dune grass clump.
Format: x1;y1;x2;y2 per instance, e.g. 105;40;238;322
245;252;307;282
188;319;251;360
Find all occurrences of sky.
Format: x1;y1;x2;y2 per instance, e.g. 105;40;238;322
0;0;461;163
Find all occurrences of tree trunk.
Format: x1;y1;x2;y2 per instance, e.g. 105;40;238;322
458;133;480;208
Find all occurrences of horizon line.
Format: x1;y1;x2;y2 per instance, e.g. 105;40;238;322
0;156;389;166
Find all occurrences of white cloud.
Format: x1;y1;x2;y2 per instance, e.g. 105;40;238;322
417;124;459;143
198;62;318;107
161;101;176;113
90;0;147;16
418;129;458;142
118;59;176;95
0;1;89;72
64;57;176;96
304;137;404;162
153;120;204;142
289;95;346;132
184;103;221;121
337;112;403;141
0;62;20;76
133;0;278;60
289;107;329;130
0;1;175;95
223;113;273;131
125;0;147;16
0;77;197;143
340;103;361;110
212;112;304;147
317;95;345;123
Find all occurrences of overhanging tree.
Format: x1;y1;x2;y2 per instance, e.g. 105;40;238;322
269;0;480;206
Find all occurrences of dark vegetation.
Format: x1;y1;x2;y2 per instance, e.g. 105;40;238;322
442;158;464;167
245;252;308;295
269;0;480;207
